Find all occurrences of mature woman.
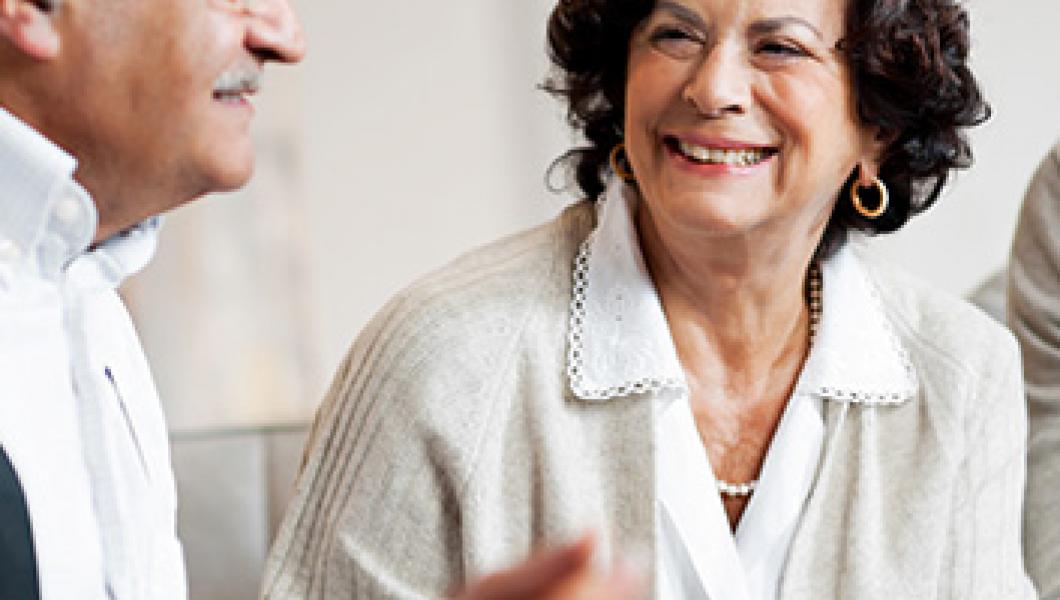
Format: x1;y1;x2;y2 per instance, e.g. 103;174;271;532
263;0;1034;598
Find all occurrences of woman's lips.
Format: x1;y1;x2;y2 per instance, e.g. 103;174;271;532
661;136;780;173
664;135;778;167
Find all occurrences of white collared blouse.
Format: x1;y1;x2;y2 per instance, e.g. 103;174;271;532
265;180;1034;600
0;108;185;600
569;181;917;600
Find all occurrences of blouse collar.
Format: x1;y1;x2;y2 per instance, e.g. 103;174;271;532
566;179;918;405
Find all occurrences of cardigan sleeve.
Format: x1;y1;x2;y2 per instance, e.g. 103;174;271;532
258;209;581;600
1008;142;1060;600
259;290;487;600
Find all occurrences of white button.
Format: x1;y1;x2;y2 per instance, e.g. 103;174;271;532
54;196;82;224
0;238;21;263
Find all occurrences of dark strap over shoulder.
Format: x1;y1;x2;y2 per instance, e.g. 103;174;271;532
0;445;40;600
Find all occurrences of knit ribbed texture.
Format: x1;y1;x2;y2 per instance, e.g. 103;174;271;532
1008;141;1060;600
263;201;1034;599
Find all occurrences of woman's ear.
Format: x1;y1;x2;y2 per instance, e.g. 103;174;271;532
855;159;880;187
855;127;892;186
0;0;61;60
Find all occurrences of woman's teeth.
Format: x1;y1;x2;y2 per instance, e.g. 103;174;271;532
676;140;772;166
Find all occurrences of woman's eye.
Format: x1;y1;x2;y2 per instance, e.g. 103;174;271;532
651;27;692;42
650;27;703;57
758;41;808;57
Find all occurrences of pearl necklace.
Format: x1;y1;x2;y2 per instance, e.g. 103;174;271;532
716;264;822;498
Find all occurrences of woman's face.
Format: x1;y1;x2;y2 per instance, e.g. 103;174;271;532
624;0;881;243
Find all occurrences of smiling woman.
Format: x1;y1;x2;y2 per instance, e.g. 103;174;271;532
262;1;1034;599
547;0;987;255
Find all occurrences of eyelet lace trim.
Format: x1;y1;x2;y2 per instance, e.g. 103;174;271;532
814;388;911;404
566;208;916;406
807;263;917;406
566;234;684;401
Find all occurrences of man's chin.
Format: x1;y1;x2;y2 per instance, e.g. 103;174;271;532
202;153;256;195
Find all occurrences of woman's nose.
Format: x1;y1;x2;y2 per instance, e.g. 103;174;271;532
682;42;749;118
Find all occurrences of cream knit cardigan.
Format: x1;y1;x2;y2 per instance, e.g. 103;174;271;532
263;201;1035;599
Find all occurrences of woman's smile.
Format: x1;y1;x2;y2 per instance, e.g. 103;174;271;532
663;134;779;175
624;0;879;237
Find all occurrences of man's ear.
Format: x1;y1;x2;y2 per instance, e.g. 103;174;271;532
0;0;61;60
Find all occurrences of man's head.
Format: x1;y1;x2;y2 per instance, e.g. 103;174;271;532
0;0;305;241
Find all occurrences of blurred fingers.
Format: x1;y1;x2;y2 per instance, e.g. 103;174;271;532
453;534;595;600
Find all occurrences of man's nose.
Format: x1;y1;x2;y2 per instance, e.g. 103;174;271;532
244;0;306;64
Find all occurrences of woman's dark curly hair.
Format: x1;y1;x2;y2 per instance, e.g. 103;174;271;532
544;0;990;256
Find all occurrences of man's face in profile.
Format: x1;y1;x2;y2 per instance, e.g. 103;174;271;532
36;0;304;231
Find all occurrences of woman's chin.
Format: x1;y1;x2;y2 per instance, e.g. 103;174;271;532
643;190;771;238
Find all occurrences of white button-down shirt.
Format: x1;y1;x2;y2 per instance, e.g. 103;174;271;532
567;180;918;599
0;108;185;599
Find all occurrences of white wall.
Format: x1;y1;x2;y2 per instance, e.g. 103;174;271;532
868;0;1060;295
295;0;570;395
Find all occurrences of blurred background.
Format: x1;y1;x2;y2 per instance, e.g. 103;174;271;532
120;0;1060;597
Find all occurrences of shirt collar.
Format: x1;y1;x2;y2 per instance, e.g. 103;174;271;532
0;107;159;286
795;241;918;404
566;178;918;405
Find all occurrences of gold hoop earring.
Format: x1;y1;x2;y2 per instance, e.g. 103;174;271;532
609;143;636;183
850;177;889;219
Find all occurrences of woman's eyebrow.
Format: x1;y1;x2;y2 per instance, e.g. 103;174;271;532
655;1;708;29
748;16;825;40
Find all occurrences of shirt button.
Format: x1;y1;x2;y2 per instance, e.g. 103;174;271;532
0;238;22;263
54;196;82;225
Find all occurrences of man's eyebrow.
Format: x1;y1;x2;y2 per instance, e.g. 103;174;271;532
654;1;708;30
748;17;825;40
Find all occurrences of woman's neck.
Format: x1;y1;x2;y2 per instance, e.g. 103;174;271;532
636;202;821;402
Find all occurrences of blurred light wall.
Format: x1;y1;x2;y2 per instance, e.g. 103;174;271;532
868;0;1060;294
